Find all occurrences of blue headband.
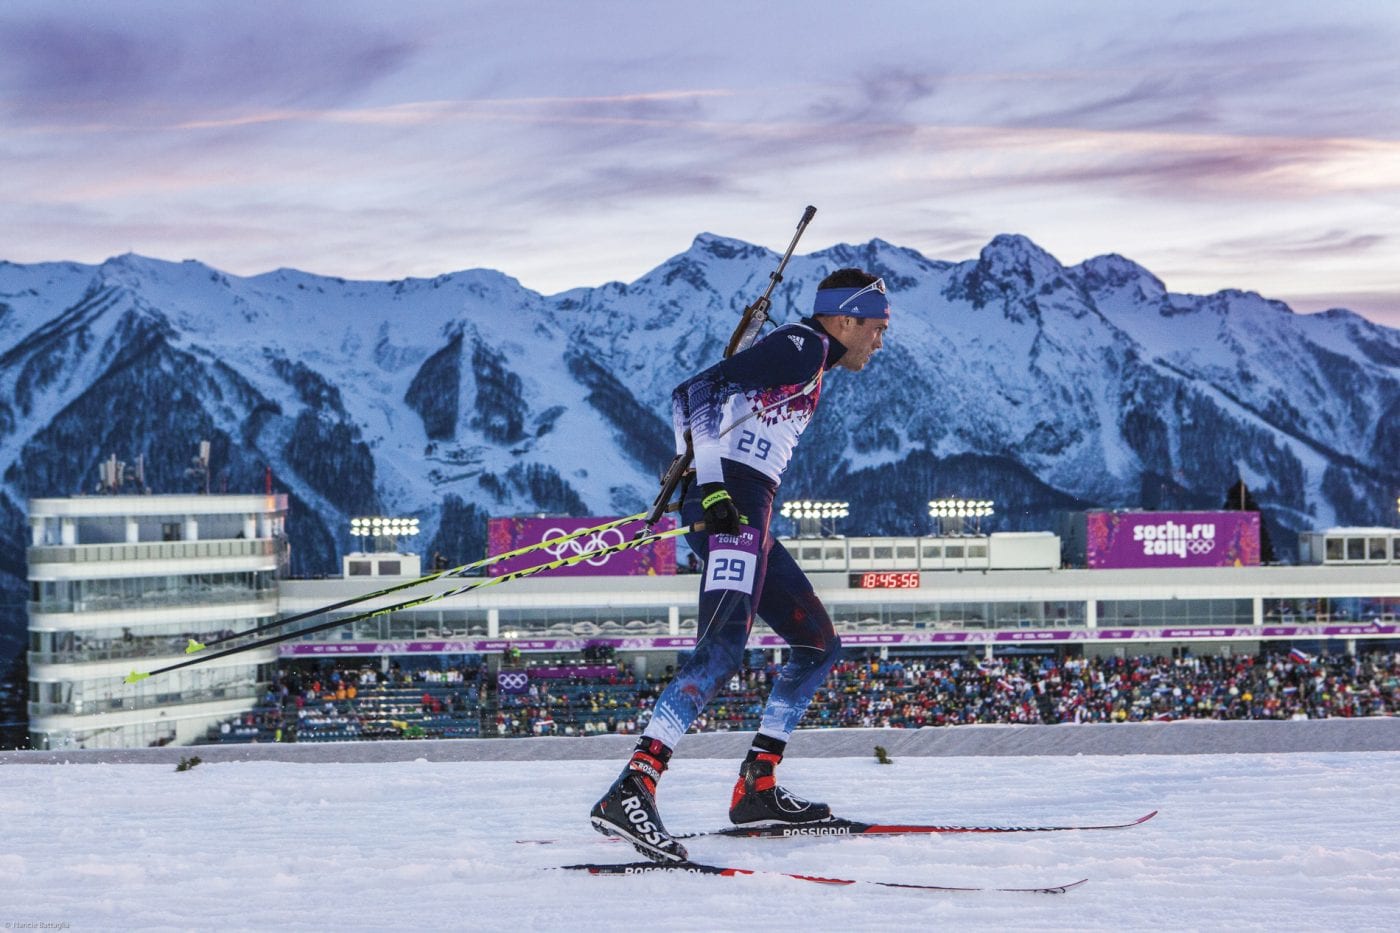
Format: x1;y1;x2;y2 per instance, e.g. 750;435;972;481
812;279;890;319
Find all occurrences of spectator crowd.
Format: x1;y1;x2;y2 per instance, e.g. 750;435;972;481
803;651;1400;727
211;650;1400;744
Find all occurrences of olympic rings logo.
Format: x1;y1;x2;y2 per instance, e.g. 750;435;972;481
1188;540;1215;554
498;671;528;691
540;527;625;566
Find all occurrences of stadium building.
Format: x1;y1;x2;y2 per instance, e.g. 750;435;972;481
25;496;1400;749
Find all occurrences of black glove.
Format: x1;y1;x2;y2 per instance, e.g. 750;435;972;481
699;482;742;535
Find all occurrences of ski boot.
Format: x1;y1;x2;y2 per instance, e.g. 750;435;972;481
729;741;832;825
590;737;689;863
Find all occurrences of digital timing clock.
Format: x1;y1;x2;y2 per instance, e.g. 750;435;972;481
848;571;921;589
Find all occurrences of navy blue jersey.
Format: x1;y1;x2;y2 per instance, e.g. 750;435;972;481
671;319;843;486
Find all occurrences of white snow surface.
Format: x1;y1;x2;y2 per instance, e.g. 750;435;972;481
3;749;1398;931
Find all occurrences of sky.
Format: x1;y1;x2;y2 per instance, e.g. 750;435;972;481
2;751;1398;929
1;1;1398;328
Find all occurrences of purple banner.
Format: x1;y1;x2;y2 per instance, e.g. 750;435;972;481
1086;511;1260;569
487;516;677;577
497;670;529;694
282;623;1398;657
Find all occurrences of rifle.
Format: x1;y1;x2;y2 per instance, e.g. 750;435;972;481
641;205;818;530
725;204;818;357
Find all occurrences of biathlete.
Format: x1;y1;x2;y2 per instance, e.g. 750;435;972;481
590;267;892;862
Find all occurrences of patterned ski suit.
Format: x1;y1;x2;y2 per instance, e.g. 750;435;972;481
642;316;845;749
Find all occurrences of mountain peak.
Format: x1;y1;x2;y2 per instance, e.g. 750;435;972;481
690;233;770;261
943;234;1069;308
1075;253;1166;303
100;252;159;273
978;234;1064;280
1206;288;1296;316
96;253;193;290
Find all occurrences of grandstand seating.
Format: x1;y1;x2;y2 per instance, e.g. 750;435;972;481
203;650;1400;745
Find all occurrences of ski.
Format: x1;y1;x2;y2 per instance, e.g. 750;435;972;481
517;810;1156;845
680;809;1158;840
559;860;1087;894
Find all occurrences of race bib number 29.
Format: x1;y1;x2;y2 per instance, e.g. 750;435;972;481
704;528;760;595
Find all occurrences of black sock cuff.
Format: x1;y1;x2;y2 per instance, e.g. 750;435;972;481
749;733;787;758
635;736;673;764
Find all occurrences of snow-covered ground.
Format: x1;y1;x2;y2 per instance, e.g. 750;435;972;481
2;746;1398;931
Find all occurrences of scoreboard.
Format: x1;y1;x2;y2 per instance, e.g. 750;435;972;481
847;571;921;589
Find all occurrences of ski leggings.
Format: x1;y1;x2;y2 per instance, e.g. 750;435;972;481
643;460;842;751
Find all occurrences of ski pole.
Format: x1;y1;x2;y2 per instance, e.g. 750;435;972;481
125;521;699;684
181;511;653;656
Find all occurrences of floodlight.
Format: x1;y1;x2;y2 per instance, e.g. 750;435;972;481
927;498;995;533
779;498;850;537
349;515;421;551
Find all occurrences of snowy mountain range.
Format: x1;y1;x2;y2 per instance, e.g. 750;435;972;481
1;233;1397;655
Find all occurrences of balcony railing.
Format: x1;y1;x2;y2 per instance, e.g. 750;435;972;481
29;588;278;617
29;683;262;718
27;538;277;564
30;633;279;667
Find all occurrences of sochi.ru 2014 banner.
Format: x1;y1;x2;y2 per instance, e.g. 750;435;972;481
486;516;676;577
1086;511;1260;569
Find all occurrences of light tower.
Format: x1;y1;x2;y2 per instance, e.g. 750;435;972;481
927;498;995;535
780;499;850;537
349;516;421;554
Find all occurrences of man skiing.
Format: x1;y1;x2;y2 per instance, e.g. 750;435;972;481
590;267;891;862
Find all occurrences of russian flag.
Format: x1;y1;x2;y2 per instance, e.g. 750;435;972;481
1289;647;1313;665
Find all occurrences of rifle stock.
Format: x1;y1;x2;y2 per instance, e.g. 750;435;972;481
642;434;693;530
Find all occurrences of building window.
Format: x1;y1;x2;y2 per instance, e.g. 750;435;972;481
33;571;272;612
1098;598;1252;627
